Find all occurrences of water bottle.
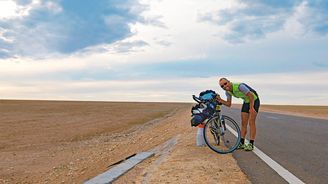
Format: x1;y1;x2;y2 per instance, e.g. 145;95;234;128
196;124;206;146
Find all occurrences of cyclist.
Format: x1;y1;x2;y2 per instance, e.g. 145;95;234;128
216;77;260;151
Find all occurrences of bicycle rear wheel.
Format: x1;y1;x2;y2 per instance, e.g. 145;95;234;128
203;115;241;154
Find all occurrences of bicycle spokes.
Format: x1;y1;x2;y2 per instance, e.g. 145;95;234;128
203;115;241;154
209;121;220;145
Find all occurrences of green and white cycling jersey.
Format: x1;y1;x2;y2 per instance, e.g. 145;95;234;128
225;83;258;103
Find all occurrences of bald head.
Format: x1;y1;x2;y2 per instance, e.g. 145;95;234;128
219;77;232;91
219;77;229;83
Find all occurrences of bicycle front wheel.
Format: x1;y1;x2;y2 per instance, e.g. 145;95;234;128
203;115;241;154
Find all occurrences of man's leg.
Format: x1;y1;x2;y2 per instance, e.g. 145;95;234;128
241;112;249;142
237;112;249;149
249;111;257;141
244;99;260;151
243;109;257;151
249;99;260;141
238;103;250;149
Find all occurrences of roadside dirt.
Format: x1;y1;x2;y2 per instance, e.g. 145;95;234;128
114;116;249;184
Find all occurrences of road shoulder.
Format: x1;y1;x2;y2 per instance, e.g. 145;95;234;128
114;113;250;184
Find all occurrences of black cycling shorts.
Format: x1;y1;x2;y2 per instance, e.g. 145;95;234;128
241;98;260;113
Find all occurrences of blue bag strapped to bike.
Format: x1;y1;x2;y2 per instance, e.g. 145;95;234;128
190;90;219;127
199;90;216;101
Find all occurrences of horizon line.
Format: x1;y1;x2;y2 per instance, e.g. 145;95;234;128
1;98;327;107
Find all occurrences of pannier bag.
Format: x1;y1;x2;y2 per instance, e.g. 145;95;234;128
191;104;207;126
190;90;219;127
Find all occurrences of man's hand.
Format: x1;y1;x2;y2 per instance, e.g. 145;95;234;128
215;94;232;107
216;94;222;102
250;107;257;114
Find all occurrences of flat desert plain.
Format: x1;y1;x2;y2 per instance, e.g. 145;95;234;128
259;105;328;120
0;100;249;184
232;104;328;120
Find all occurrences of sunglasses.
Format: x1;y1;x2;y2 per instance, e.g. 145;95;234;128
220;82;228;88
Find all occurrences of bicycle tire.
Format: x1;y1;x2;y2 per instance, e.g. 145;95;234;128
203;115;241;154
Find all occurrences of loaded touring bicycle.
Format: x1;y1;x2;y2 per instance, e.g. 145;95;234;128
191;90;241;154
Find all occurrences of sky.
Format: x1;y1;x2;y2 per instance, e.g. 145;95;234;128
0;0;328;105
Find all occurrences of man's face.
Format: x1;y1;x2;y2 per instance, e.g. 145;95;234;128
219;79;231;91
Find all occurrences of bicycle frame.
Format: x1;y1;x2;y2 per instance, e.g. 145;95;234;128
207;112;225;144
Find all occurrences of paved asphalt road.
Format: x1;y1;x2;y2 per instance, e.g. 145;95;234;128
221;107;328;184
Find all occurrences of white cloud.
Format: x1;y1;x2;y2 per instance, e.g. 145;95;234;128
1;69;327;105
0;28;13;43
120;0;236;64
44;1;62;14
284;1;309;37
0;0;42;19
0;56;108;78
0;0;18;19
284;1;328;38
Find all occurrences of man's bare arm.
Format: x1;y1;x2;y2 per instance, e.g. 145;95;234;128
216;95;232;107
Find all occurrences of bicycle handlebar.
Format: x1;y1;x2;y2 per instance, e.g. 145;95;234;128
192;95;202;103
193;94;222;105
